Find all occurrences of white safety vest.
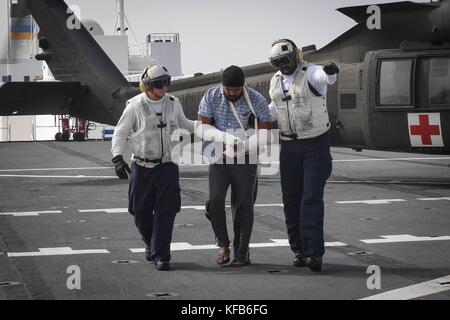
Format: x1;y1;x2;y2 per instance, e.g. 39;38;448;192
269;63;330;141
128;93;180;163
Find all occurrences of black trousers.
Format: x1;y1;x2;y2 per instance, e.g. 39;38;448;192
128;162;181;262
279;132;332;258
208;164;258;261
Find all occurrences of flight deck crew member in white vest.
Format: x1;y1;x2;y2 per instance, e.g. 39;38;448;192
268;39;339;272
111;65;195;271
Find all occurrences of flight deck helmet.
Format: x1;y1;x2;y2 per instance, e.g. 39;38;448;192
140;64;171;92
269;39;301;70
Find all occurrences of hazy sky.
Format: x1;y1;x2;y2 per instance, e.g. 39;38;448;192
4;0;429;75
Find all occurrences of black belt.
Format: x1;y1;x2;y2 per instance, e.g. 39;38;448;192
134;156;162;164
281;132;298;140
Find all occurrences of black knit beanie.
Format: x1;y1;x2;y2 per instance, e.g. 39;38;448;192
222;65;245;87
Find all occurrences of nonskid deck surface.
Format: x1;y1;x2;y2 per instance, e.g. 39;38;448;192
0;141;449;300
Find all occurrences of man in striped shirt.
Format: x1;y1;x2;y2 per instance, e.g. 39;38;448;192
195;65;272;267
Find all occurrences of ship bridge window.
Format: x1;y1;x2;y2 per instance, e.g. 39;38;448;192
429;58;450;105
379;59;412;106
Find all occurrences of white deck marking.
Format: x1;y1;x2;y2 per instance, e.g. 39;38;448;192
0;210;62;217
417;197;450;201
79;208;128;213
0;167;113;172
183;179;450;185
178;206;204;210
254;204;284;208
130;239;347;253
251;180;450;185
0;174;117;179
0;172;447;186
4;174;445;184
333;157;450;162
323;242;348;247
0;156;448;173
335;199;406;205
361;234;450;244
79;204;285;214
360;275;450;300
7;247;110;257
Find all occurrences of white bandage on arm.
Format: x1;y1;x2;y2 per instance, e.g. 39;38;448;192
195;122;240;145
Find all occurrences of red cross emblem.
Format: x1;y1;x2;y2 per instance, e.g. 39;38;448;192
408;113;443;147
410;115;441;145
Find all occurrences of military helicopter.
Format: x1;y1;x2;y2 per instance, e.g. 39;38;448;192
0;0;449;153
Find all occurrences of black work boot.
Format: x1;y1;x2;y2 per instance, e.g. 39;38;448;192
305;256;322;272
293;253;306;267
155;261;171;271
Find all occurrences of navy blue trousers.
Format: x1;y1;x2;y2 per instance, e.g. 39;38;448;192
128;162;181;262
279;132;332;258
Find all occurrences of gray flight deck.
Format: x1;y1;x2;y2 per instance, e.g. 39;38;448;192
0;141;449;300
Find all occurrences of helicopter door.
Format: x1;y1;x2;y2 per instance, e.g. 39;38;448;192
335;63;366;147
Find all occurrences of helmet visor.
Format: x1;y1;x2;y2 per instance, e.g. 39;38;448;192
149;75;171;89
270;54;296;68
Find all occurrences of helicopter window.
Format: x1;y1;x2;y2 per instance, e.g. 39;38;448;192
379;59;412;106
429;58;450;105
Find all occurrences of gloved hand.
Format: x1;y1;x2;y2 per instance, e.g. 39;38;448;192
323;62;339;75
112;155;131;180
